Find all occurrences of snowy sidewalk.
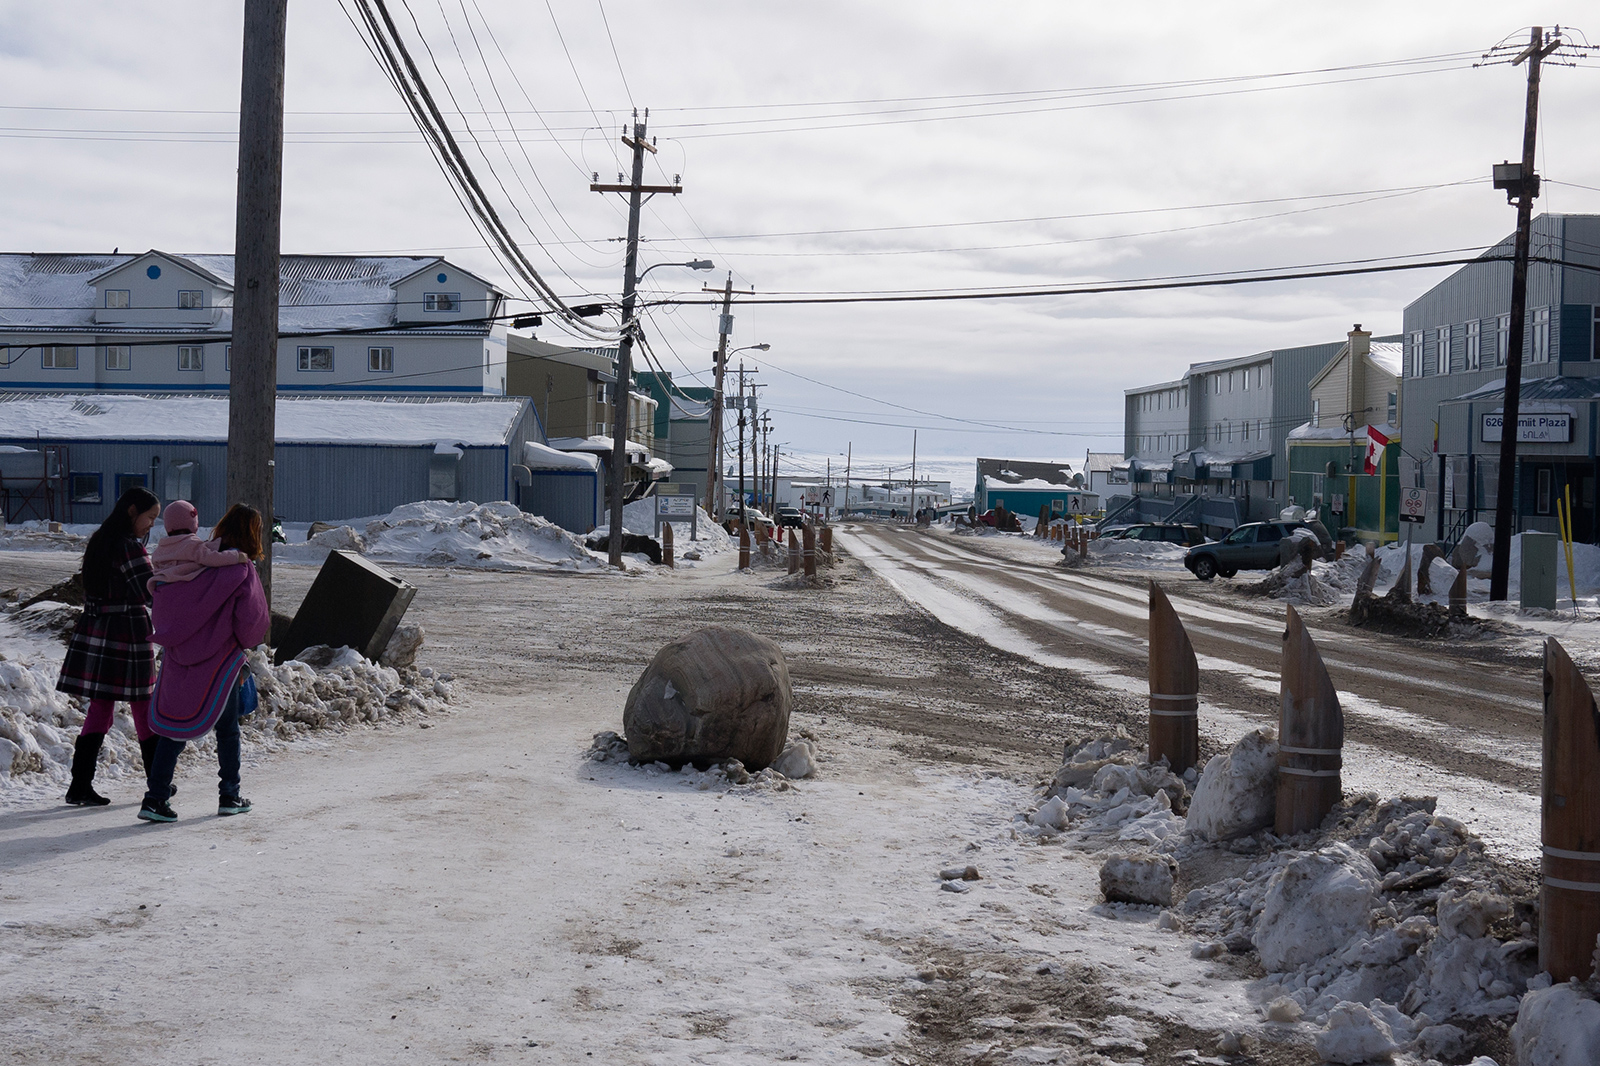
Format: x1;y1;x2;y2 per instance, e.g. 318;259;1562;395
1;680;1253;1064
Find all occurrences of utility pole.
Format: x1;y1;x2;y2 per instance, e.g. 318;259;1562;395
761;411;773;508
591;109;682;568
736;365;746;529
844;442;852;519
1489;27;1564;600
910;430;918;520
228;0;288;607
704;274;731;517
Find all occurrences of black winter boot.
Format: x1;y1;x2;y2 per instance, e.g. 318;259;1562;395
65;732;111;806
138;737;175;797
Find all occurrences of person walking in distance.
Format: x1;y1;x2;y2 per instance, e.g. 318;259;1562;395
57;486;162;806
139;504;270;823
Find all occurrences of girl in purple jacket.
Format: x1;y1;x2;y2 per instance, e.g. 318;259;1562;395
139;504;271;823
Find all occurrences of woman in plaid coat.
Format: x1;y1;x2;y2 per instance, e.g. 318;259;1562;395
56;486;161;805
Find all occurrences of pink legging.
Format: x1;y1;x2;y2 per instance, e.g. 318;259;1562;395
80;699;152;740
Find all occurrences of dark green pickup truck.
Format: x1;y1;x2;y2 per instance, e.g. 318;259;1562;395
1183;521;1310;580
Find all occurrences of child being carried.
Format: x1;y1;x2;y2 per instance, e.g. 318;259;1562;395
147;500;251;594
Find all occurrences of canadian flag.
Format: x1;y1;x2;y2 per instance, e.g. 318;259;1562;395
1363;424;1391;475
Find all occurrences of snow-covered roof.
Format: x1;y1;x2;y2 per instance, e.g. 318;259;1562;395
644;457;674;477
0;392;529;446
1083;451;1123;473
0;252;502;335
1368;342;1402;377
523;440;600;471
1287;420;1400;441
549;434;651;460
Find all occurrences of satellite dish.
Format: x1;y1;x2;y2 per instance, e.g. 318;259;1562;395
1070;473;1085;489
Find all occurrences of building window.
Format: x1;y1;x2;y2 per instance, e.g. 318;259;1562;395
297;346;334;371
178;346;204;371
424;292;461;312
1228;371;1235;393
369;346;394;373
1311;398;1321;428
1496;313;1511;365
69;472;102;504
1257;419;1264;439
1436;325;1452;375
104;290;129;309
1537;468;1553;514
1408;331;1424;377
1242;370;1250;391
178;290;204;309
1387;392;1397;424
225;344;231;371
102;345;131;371
1465;319;1481;370
115;473;148;497
41;345;77;369
1533;306;1550;362
1214;422;1222;441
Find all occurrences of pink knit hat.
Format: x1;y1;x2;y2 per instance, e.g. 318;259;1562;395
162;500;199;535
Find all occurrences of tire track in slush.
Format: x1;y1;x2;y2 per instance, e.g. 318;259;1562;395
839;524;1541;861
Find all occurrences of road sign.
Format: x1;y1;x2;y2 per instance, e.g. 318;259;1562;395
1068;495;1086;514
1399;487;1427;523
1330;494;1345;515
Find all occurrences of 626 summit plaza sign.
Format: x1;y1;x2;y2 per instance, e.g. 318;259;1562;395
1481;412;1573;443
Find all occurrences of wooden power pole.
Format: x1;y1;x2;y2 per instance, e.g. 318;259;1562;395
591;110;681;567
704;274;732;518
228;0;289;607
1489;26;1563;600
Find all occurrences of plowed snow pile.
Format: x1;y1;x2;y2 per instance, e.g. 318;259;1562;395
0;606;454;805
275;500;604;571
1014;726;1587;1065
603;497;736;561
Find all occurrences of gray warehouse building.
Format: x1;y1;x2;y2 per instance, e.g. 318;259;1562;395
0;392;558;527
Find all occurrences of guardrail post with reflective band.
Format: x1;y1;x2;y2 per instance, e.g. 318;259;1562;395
802;523;817;578
1147;581;1200;772
662;522;674;568
738;524;750;569
820;525;832;555
788;529;800;574
1541;637;1600;981
1276;603;1344;835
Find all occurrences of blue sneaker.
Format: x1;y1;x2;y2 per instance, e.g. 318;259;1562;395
218;795;252;816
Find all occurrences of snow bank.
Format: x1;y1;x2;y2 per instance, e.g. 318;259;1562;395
1511;982;1600;1066
1187;727;1278;841
1253;843;1379;971
0;609;453;804
602;497;736;561
275;500;605;571
1088;537;1188;567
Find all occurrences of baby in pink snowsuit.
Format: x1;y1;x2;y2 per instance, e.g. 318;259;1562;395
146;501;250;594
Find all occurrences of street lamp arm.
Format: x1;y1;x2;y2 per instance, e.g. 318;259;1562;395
637;259;713;283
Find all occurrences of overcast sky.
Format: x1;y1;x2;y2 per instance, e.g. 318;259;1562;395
3;2;1598;485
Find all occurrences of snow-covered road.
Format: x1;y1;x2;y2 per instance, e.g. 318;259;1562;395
839;524;1542;861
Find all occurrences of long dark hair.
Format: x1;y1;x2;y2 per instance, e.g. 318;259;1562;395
83;486;160;597
213;503;264;561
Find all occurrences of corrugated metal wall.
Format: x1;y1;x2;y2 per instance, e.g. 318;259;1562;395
519;470;601;533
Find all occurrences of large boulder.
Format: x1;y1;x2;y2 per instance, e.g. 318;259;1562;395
623;626;791;769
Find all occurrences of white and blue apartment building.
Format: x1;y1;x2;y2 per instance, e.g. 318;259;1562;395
0;249;509;395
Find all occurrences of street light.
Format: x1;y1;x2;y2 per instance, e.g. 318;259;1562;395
636;258;713;283
711;343;770;522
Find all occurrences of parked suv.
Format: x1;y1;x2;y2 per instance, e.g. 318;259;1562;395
1183;521;1309;580
1121;522;1206;548
776;507;807;529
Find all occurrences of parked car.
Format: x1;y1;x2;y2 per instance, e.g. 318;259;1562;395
1183;521;1309;580
776;507;807;528
1124;522;1207;548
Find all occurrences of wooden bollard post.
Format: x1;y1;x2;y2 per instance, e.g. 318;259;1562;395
738;524;751;569
1080;529;1090;560
1449;567;1468;618
1276;603;1344;835
1335;540;1345;561
820;525;832;555
1540;637;1600;981
1037;504;1049;538
759;525;769;555
662;522;674;568
788;528;800;574
1148;581;1199;772
803;523;817;578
